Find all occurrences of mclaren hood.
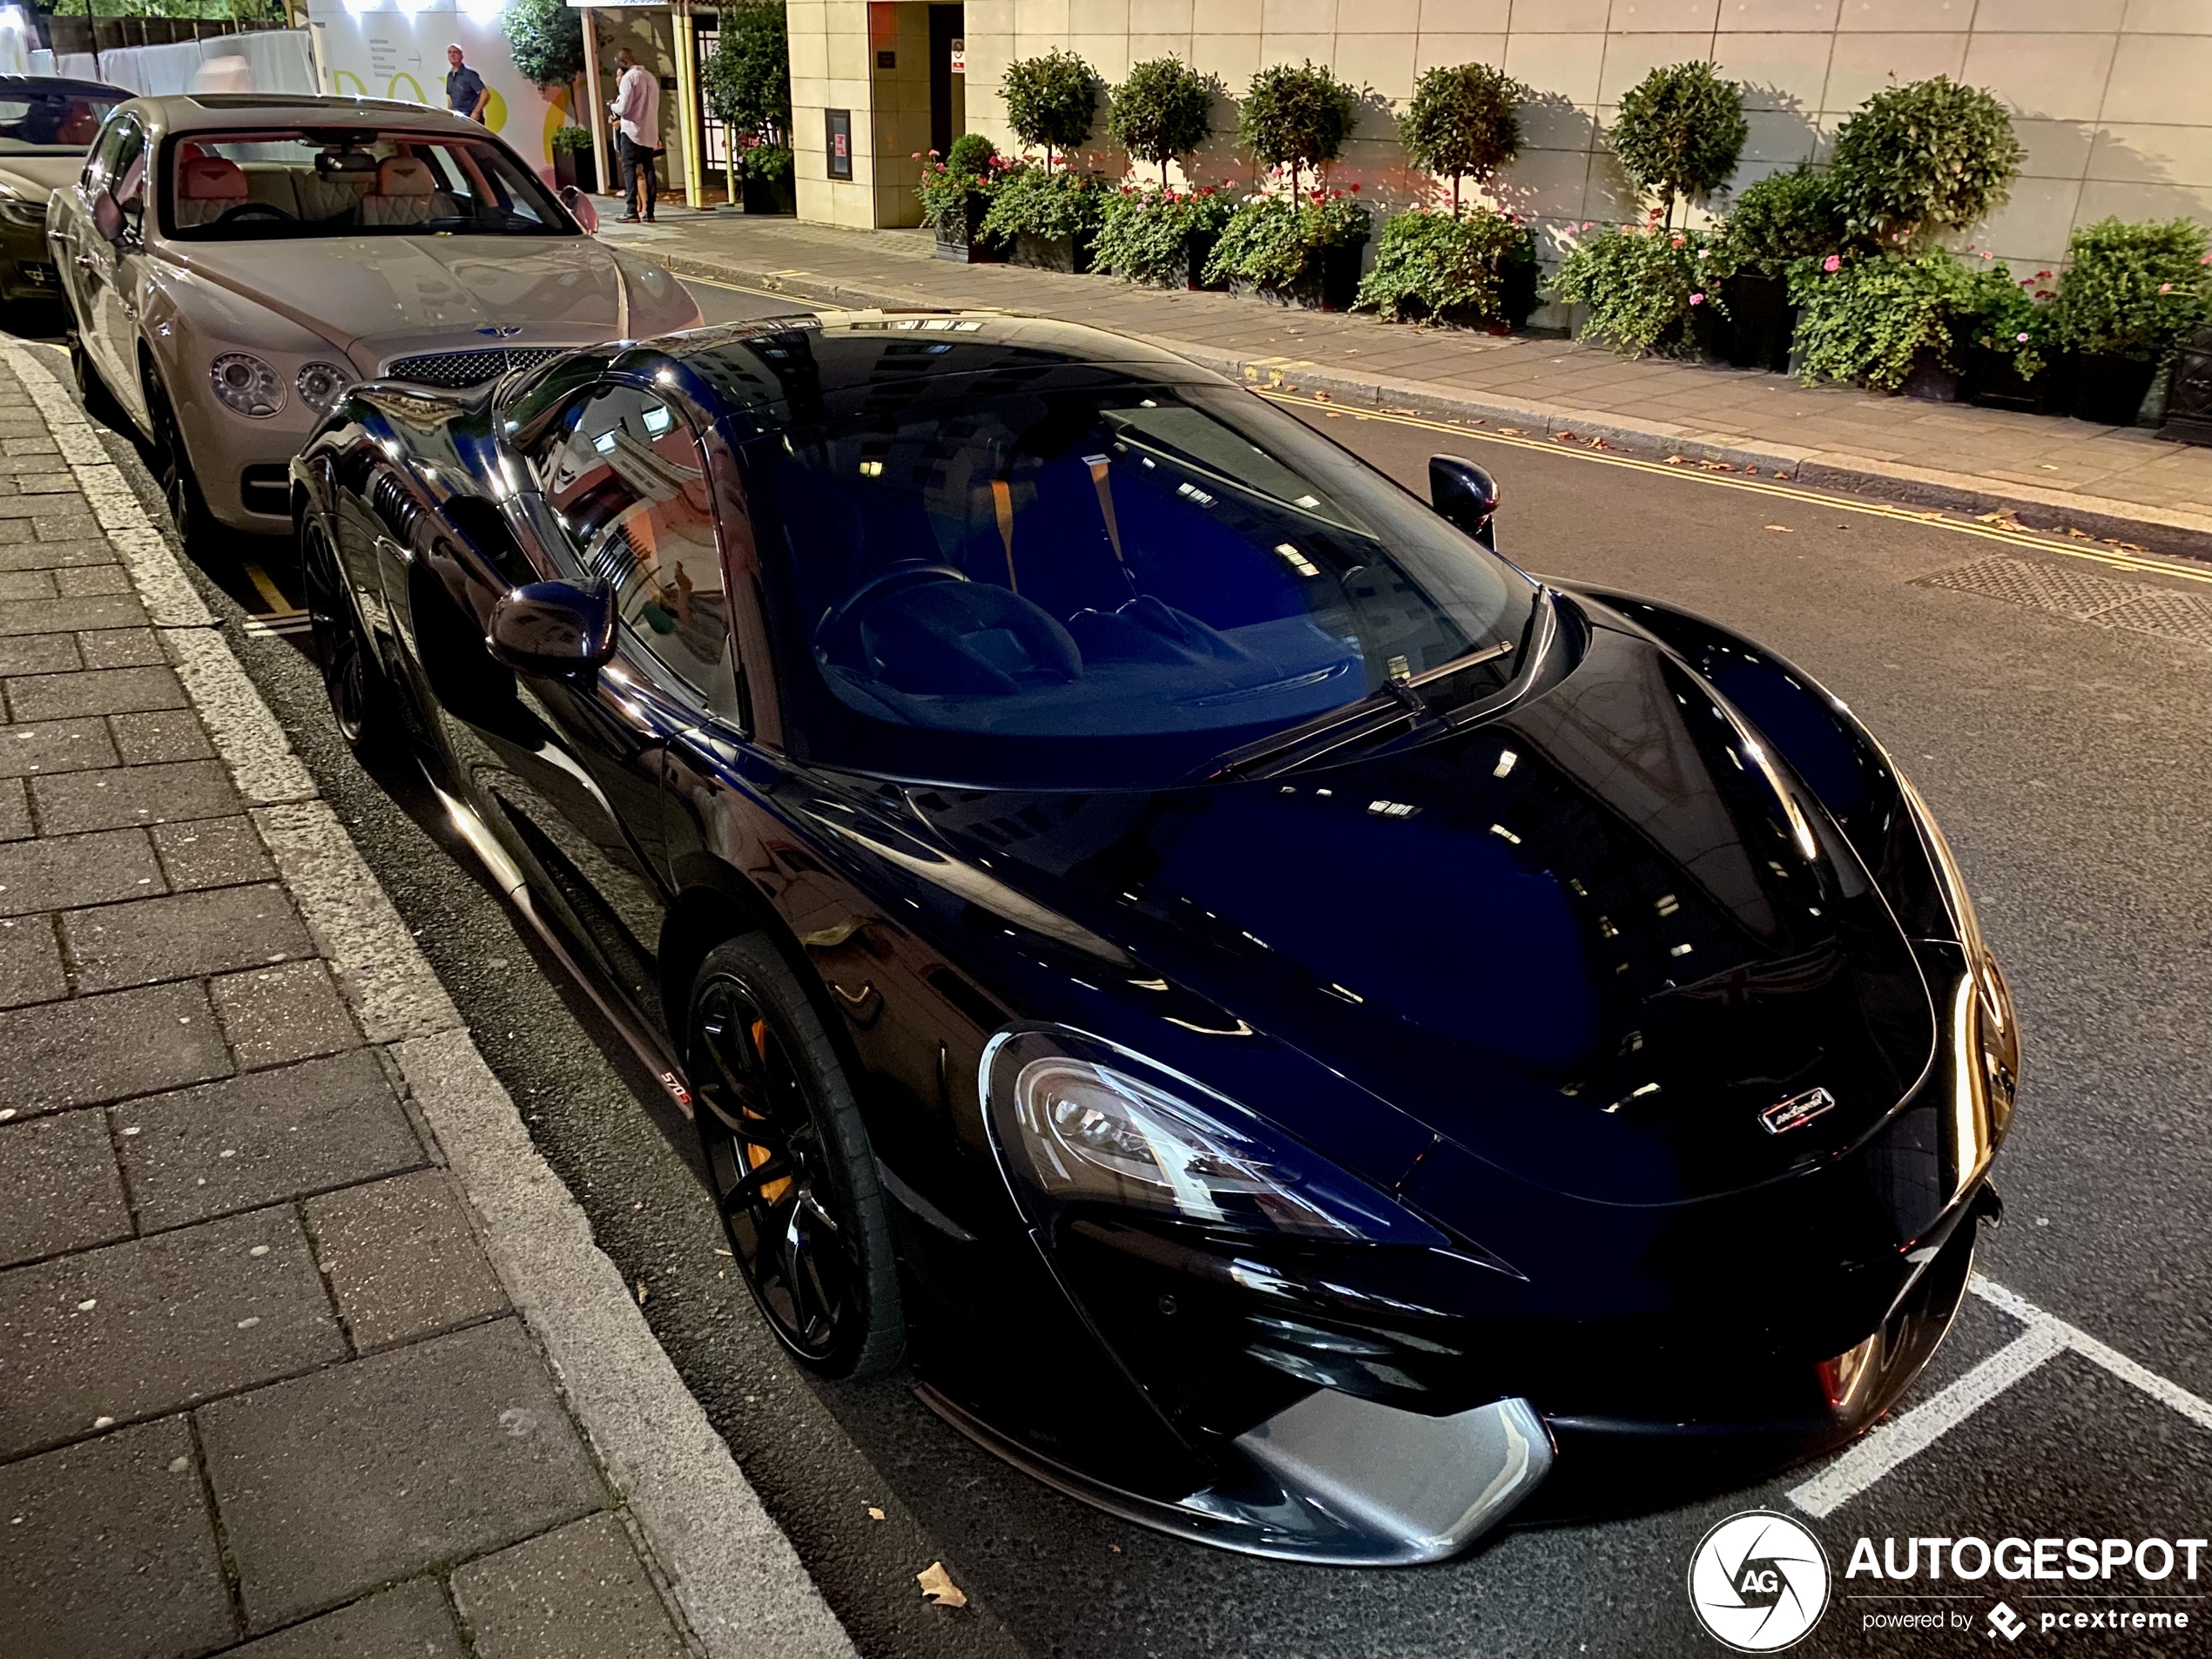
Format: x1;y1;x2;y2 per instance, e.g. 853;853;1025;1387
907;604;1941;1209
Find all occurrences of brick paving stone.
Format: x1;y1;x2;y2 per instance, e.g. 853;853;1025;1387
0;715;121;777
2;980;230;1116
5;664;188;720
0;634;80;675
226;1578;467;1659
210;961;360;1069
0;1208;344;1458
0;826;164;915
0;1110;132;1268
153;816;278;893
0;913;67;1008
111;1049;425;1231
0;773;26;840
0;540;114;572
305;1170;507;1352
31;758;244;834
0;568;57;599
78;626;168;668
0;1417;238;1659
52;564;136;597
112;708;218;765
0;594;148;637
450;1513;688;1659
199;1319;604;1632
63;882;313;994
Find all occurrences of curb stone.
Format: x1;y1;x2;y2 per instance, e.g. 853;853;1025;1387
647;247;2212;564
0;340;862;1659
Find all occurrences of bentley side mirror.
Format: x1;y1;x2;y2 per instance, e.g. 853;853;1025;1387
91;187;125;243
487;580;616;678
1429;455;1501;550
559;184;598;235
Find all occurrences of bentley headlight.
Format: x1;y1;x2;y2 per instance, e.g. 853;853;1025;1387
209;353;284;419
0;193;44;230
982;1026;1443;1245
295;361;355;418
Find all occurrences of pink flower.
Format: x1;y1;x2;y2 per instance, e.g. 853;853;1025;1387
1689;292;1705;306
2015;331;2030;342
2036;270;2053;279
2202;253;2212;265
2160;282;2175;293
1979;249;1994;260
1581;220;1595;231
1822;254;1841;272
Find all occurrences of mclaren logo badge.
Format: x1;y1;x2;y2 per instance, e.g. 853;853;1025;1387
1760;1087;1837;1136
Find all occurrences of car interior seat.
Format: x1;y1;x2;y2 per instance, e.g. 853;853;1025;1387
360;155;440;227
173;155;248;227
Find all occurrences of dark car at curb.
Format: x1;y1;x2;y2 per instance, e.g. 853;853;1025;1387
289;312;2019;1565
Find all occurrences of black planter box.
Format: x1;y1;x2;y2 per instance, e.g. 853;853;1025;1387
1960;346;2048;414
1900;347;1959;402
2067;352;2160;427
2158;324;2212;446
932;196;998;263
743;172;795;215
553;147;597;194
1177;231;1224;291
1709;273;1795;372
1012;230;1096;274
1228;243;1366;313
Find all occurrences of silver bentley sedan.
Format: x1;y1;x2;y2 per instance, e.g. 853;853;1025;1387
49;91;701;547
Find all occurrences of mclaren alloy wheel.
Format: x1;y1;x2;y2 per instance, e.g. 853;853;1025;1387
300;522;401;758
688;934;904;1379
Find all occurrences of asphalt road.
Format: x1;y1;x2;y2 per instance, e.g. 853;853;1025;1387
18;275;2212;1657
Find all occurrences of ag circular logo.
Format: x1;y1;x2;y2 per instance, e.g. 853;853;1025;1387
1687;1510;1831;1652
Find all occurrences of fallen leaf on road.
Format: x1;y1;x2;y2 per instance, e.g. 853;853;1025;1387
1664;455;1686;465
2105;539;2148;553
1499;426;1526;435
1311;388;1330;401
868;1506;886;1521
917;1561;968;1608
635;1279;650;1306
1553;430;1577;442
1764;524;1792;532
713;1248;733;1258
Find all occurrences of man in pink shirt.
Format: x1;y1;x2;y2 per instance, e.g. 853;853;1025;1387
609;46;662;223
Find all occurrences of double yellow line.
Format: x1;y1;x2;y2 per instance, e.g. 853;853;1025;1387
1258;389;2212;590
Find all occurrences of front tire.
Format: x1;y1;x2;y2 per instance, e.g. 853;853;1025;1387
689;934;905;1380
142;369;213;558
68;328;121;427
300;520;401;759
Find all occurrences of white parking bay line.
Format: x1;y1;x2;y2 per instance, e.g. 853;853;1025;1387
1790;1275;2212;1518
1790;1324;2067;1519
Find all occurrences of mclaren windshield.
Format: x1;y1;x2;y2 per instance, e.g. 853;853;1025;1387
743;362;1537;788
160;127;575;240
0;84;122;152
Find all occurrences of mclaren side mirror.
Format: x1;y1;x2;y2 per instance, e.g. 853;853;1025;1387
487;580;616;678
559;184;598;235
1429;455;1501;550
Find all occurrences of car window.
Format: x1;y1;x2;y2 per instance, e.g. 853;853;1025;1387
0;88;124;154
744;375;1531;786
81;112;139;197
529;383;740;719
162;127;571;240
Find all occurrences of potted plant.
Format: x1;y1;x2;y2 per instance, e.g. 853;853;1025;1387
702;0;792;211
1788;248;1984;396
741;144;795;215
1107;55;1214;187
1096;182;1235;288
1550;220;1725;357
1956;261;2053;412
1355;205;1537;329
1396;62;1521;216
550;124;597;193
501;0;587;141
917;133;1003;262
980;162;1108;272
2048;217;2212;426
1001;48;1098;173
1610;62;1746;230
1204;186;1371;311
1710;165;1841;371
1236;60;1359;198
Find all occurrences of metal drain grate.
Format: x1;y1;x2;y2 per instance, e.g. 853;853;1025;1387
1914;555;2212;651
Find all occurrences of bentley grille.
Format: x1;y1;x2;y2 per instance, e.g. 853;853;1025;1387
384;346;570;389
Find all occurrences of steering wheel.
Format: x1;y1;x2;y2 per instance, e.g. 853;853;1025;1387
813;563;968;657
214;202;290;225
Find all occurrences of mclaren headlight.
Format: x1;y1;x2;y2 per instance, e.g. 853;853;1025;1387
296;361;356;418
983;1026;1444;1246
0;193;44;231
209;353;284;419
1897;771;2018;1118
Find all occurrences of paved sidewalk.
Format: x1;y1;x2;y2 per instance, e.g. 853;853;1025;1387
605;209;2212;559
0;350;854;1658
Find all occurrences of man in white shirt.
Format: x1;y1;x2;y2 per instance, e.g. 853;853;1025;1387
609;46;662;223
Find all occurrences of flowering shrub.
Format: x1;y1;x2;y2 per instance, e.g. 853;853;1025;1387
914;139;1008;235
2048;218;2212;362
1203;187;1371;291
1787;249;1985;391
1096;183;1235;287
1354;206;1537;326
1550;219;1726;356
979;161;1109;244
1712;165;1845;279
1958;262;2052;381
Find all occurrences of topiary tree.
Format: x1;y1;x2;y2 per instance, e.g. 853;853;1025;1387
1828;76;2022;247
946;132;999;177
699;0;792;150
1109;56;1213;186
1398;63;1521;214
501;0;584;91
1002;49;1098;172
1238;60;1359;196
1611;61;1746;227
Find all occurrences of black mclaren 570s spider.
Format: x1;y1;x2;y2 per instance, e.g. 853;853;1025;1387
291;311;2017;1566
